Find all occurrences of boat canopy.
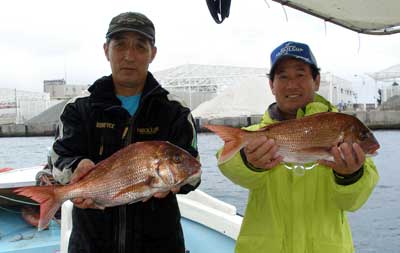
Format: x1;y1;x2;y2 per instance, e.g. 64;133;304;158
272;0;400;35
206;0;400;35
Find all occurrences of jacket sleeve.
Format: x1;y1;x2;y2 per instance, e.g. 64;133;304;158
168;107;200;194
50;100;88;184
329;157;379;211
218;150;270;190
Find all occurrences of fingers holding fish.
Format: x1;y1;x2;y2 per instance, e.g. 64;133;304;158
245;136;268;153
171;186;180;194
244;137;282;169
319;143;365;175
266;156;284;169
70;159;102;209
70;159;96;184
72;197;104;209
151;186;180;200
152;191;170;199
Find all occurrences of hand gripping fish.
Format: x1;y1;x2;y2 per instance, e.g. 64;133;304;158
205;112;380;166
15;141;201;231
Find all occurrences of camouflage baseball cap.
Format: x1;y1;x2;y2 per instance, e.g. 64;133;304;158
106;12;155;44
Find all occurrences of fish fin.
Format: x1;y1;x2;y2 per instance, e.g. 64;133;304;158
204;124;246;164
93;203;106;210
126;196;150;205
112;176;154;200
140;196;152;203
14;186;62;231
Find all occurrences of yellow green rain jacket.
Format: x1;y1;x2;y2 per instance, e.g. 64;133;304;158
218;94;379;253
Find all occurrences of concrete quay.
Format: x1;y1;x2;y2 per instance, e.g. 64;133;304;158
346;110;400;129
0;110;399;137
0;123;57;137
196;110;400;132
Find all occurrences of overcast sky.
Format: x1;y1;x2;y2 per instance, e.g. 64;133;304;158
1;0;399;102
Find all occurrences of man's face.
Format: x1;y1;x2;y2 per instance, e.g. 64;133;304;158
104;31;157;94
269;57;320;119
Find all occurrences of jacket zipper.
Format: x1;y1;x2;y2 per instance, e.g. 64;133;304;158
117;84;159;253
118;123;132;253
99;135;104;156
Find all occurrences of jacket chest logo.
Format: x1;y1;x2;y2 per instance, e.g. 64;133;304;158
137;126;159;135
96;122;115;129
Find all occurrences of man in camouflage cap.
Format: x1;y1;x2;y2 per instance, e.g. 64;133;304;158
51;11;200;253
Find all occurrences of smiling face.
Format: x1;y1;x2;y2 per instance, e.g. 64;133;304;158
104;31;157;96
269;57;320;119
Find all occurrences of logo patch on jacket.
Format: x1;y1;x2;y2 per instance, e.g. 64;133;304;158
96;122;115;129
137;126;159;135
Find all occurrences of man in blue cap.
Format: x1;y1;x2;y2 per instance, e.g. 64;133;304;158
50;12;200;253
217;41;379;252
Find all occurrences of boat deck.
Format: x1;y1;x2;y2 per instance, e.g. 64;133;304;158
0;208;60;253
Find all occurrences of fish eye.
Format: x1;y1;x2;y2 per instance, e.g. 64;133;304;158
173;153;183;164
359;131;368;141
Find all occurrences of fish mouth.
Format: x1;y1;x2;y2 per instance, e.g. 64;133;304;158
188;169;202;180
178;169;202;186
368;143;380;155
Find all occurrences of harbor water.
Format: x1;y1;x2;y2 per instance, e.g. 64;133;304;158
0;130;399;252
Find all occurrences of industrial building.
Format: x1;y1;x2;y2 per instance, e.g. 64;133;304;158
154;64;356;115
368;64;400;104
0;88;54;124
43;79;89;100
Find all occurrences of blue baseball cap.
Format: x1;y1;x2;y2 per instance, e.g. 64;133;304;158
269;41;318;75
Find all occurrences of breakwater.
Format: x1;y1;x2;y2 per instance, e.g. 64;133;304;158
1;111;400;137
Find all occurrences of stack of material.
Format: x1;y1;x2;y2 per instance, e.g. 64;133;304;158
192;76;275;119
26;100;68;125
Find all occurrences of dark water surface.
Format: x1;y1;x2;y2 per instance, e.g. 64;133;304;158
0;130;399;252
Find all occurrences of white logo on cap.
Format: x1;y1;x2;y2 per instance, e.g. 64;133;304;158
276;43;304;57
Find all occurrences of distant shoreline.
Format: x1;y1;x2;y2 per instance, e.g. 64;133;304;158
1;110;400;137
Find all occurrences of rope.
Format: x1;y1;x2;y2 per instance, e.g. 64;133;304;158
0;194;39;206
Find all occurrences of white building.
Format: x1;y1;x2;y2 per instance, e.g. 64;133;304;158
0;88;54;124
319;73;356;109
44;79;89;100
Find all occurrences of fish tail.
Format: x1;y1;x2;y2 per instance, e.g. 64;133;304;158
0;167;13;173
14;185;62;231
204;124;246;164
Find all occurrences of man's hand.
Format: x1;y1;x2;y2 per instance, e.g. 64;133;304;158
243;136;283;170
70;159;95;183
318;143;365;175
70;159;100;209
143;186;180;202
